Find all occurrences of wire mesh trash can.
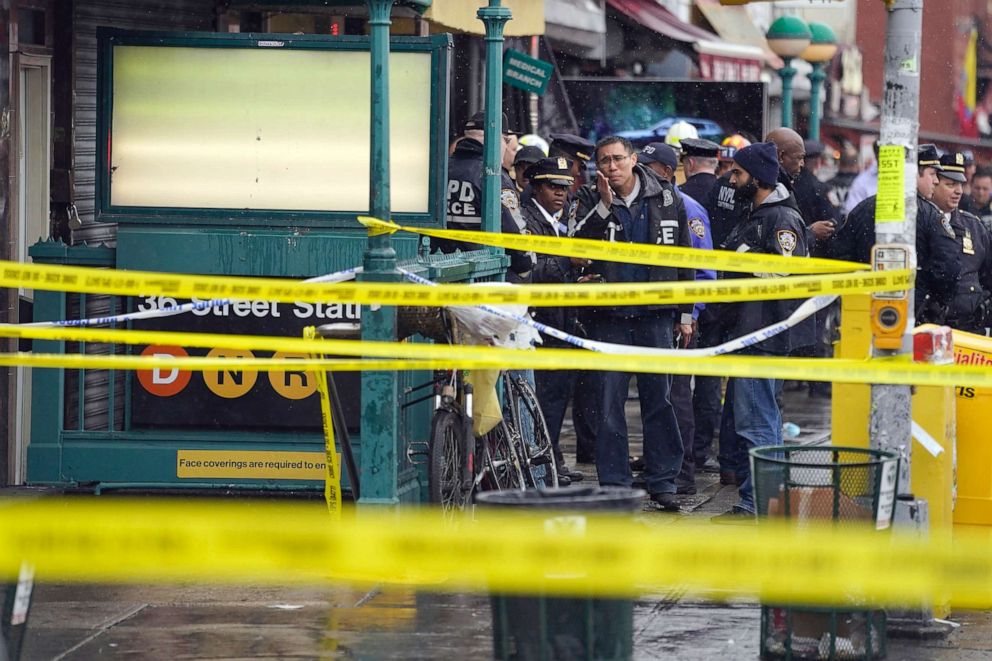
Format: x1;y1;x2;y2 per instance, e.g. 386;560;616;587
476;486;645;661
751;446;900;661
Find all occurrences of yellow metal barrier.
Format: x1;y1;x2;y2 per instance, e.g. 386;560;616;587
949;330;992;527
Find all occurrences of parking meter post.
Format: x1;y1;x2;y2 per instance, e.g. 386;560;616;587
477;0;511;236
870;0;921;500
359;0;401;507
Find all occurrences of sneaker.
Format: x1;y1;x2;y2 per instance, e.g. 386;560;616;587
650;492;681;512
556;472;572;487
675;482;697;495
711;506;756;524
629;455;645;472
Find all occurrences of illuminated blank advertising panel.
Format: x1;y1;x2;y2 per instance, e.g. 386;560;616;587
98;31;450;224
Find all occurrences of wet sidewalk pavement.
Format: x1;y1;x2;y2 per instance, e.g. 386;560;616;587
15;390;992;659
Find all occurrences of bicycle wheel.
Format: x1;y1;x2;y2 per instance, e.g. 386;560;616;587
505;373;559;489
428;409;470;512
482;420;526;491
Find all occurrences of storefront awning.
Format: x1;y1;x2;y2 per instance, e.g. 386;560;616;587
695;0;783;68
423;0;545;37
695;40;765;82
606;0;718;45
545;0;605;49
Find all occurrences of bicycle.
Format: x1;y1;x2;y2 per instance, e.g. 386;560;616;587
500;370;559;489
426;368;528;514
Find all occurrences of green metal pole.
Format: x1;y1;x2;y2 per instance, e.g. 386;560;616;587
808;62;826;142
358;0;401;507
779;57;796;129
477;0;511;235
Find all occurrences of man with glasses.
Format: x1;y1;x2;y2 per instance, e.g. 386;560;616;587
572;136;695;512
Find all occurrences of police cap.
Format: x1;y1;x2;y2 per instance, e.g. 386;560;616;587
513;145;545;168
937;152;967;182
524;157;575;187
464;111;519;135
679;137;720;158
548;133;595;163
917;144;940;168
638;142;678;170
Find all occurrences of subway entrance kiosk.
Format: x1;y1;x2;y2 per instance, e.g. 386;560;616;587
26;24;502;503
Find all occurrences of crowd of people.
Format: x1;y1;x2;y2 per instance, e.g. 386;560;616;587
440;110;992;519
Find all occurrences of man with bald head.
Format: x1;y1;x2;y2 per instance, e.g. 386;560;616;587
766;128;837;397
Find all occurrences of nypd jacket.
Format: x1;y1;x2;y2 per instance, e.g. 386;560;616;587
436;137;533;283
571;164;694;320
520;198;583;346
718;183;815;356
829;195;961;324
945;208;992;333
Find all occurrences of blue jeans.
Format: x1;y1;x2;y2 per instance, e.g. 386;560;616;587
587;312;683;495
719;376;782;513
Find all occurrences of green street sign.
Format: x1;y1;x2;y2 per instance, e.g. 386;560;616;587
503;49;553;96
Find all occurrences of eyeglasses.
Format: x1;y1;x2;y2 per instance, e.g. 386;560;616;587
596;154;630;167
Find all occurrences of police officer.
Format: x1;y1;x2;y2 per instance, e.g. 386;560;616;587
547;132;600;465
572;136;695;511
712;142;815;521
638;142;716;495
678;137;721;204
549;133;595;196
521;157;589;484
438;111;533;284
932;152;992;334
830;145;961;325
512;145;545;195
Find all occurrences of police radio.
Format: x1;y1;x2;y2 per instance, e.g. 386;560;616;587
870;244;911;350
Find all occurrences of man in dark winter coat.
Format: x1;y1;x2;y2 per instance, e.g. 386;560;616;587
931;152;992;334
712;142;815;521
571;136;695;511
829;144;961;325
436;111;533;283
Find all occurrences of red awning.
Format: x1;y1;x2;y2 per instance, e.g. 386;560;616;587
606;0;719;44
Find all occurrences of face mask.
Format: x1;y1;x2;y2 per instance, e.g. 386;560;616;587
735;179;759;204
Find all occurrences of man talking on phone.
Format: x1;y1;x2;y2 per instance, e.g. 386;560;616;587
571;136;695;512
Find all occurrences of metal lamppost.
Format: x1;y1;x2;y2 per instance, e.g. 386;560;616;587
802;22;839;142
477;0;511;235
766;16;812;129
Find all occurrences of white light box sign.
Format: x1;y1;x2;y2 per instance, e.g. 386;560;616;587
110;46;431;213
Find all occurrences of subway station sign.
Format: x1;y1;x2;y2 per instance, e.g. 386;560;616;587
131;296;360;431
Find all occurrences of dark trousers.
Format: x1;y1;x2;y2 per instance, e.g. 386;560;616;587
572;372;599;461
692;310;723;466
719;376;783;513
535;359;601;465
672;334;697;486
588;312;683;495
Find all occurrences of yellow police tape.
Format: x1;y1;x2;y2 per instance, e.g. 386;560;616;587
306;326;342;519
0;499;989;608
358;216;869;275
3;321;992;388
0;259;911;307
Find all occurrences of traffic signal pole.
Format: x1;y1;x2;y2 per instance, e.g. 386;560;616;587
872;0;952;634
870;0;920;502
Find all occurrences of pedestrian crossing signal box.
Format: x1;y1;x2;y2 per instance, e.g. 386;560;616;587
870;244;911;350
